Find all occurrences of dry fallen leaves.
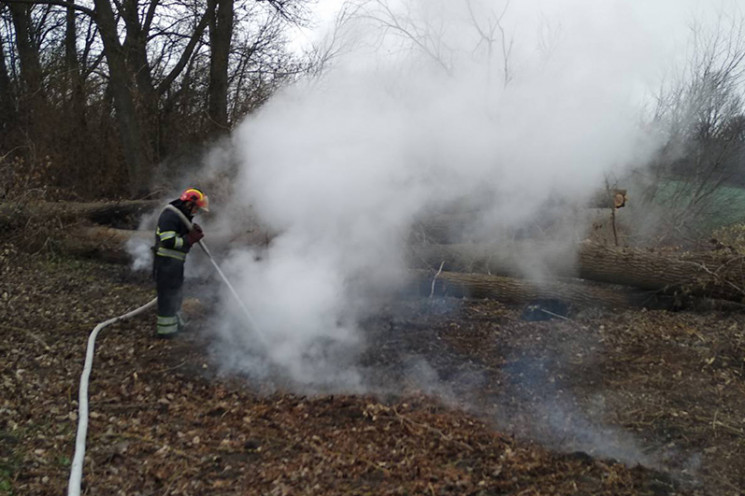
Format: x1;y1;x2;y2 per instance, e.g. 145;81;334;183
2;242;744;495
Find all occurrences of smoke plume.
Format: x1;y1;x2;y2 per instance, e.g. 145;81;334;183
208;0;679;389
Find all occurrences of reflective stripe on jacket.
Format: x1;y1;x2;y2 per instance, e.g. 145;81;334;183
154;201;193;261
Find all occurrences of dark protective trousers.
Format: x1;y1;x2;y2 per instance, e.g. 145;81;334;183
153;256;184;336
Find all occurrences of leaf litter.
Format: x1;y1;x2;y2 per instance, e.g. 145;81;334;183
2;241;744;495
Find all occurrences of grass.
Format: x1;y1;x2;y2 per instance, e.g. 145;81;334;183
0;477;13;496
0;449;17;496
652;179;745;232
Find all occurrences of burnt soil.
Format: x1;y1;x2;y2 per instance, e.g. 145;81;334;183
2;241;745;496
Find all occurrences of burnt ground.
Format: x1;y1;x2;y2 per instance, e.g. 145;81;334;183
2;240;745;495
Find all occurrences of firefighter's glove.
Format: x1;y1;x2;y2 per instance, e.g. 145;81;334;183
186;224;204;246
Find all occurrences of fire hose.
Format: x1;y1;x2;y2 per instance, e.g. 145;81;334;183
67;297;157;496
68;236;259;496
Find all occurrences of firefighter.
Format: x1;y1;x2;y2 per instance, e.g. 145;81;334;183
153;187;208;338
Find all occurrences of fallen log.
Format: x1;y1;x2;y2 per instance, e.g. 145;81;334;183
412;269;745;311
57;226;151;264
56;225;271;264
412;242;745;302
412;207;630;245
410;242;577;278
412;269;649;308
0;200;160;230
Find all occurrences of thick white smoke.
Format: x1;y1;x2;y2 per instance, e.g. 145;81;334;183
208;0;730;389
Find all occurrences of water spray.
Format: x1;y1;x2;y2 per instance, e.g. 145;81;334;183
197;239;262;334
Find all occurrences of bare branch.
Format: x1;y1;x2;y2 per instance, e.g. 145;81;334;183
0;0;95;18
359;0;452;75
142;0;158;34
156;8;209;95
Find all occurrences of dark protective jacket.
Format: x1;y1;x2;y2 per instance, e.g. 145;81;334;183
153;199;194;337
154;199;194;262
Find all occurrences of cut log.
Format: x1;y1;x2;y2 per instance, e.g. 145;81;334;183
57;226;151;264
412;269;648;308
55;225;271;263
0;200;160;230
412;207;630;245
410;242;577;278
588;189;627;209
412;269;745;311
412;242;745;302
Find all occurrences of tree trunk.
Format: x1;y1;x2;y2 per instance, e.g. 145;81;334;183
0;200;160;230
92;0;153;197
412;269;650;308
121;0;159;161
412;269;745;311
8;2;48;132
413;242;745;302
207;0;233;135
64;0;86;125
412;206;629;246
0;29;17;138
49;223;271;261
63;0;92;191
58;225;151;263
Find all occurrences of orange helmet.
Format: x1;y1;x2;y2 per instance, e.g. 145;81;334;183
179;188;210;212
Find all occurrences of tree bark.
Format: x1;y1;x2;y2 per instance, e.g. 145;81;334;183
64;0;86;125
412;269;745;311
0;200;160;229
8;2;48;130
92;0;153;196
62;0;93;190
50;223;272;260
121;0;159;160
0;29;17;138
413;242;745;302
207;0;233;135
412;206;629;246
412;269;650;308
58;225;151;263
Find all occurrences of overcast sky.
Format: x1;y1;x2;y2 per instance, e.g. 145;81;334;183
295;0;742;70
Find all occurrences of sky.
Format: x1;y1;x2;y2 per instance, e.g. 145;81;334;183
201;0;745;387
295;0;735;66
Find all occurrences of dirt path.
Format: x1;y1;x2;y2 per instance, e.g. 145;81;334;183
2;242;744;495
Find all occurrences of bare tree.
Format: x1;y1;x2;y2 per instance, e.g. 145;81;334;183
629;15;745;246
465;0;513;86
7;1;48;126
339;0;516;87
353;0;454;75
0;0;313;198
0;17;17;138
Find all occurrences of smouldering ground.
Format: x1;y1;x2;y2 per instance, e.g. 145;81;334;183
2;242;744;495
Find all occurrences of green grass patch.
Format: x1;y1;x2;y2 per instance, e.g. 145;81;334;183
652;180;745;231
0;464;16;495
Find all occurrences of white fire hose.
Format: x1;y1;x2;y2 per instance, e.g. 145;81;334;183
67;297;157;496
68;232;259;496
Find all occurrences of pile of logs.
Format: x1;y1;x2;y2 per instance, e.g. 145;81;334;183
5;199;745;310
